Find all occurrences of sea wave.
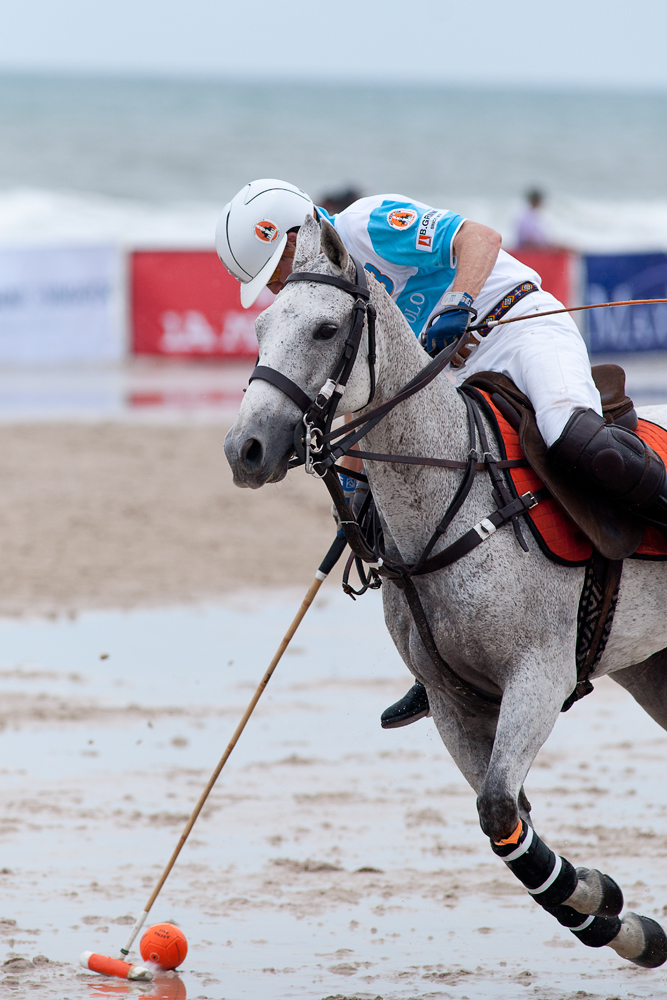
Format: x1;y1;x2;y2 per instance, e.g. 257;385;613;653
3;187;667;254
0;187;218;249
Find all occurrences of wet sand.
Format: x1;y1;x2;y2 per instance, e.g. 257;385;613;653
0;596;665;1000
0;409;664;999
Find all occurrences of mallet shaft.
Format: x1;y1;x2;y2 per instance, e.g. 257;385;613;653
119;534;347;958
481;297;667;330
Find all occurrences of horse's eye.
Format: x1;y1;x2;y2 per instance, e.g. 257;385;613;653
313;323;338;341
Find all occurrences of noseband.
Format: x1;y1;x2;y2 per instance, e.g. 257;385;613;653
247;257;377;476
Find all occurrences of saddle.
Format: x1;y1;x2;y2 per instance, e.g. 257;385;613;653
463;364;667;562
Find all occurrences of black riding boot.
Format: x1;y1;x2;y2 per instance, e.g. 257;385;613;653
549;408;667;529
381;681;430;729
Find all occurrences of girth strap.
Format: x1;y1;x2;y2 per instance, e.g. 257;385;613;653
409;489;549;577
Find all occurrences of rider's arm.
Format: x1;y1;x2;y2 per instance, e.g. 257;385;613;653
450;220;502;298
424;221;502;354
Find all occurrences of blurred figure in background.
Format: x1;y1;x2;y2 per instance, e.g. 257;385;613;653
516;188;551;248
318;187;362;216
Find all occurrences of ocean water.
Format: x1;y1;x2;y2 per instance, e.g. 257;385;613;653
1;73;667;251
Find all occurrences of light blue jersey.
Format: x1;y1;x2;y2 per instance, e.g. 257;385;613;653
318;194;541;335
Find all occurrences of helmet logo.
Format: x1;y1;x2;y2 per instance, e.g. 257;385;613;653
387;208;417;230
254;219;280;243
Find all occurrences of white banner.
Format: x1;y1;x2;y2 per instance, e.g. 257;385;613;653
0;245;123;363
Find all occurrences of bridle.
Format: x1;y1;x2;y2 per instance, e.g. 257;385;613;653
246;257;547;711
248;257;377;477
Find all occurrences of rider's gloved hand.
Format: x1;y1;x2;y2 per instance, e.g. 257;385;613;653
424;292;475;355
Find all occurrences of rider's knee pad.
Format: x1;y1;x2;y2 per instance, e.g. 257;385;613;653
549;407;665;508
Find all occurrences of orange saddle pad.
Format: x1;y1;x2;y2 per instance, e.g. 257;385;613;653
480;392;667;565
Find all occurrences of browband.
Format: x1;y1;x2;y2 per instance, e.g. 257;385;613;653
284;270;370;300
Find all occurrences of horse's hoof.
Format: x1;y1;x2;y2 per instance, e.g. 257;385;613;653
566;868;624;917
608;912;667;968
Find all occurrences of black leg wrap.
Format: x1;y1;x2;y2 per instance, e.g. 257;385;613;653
543;904;622;947
491;823;577;908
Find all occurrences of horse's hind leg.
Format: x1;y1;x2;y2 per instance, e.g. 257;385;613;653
609;647;667;729
476;653;667;967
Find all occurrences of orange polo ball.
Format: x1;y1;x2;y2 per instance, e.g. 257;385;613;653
140;923;188;970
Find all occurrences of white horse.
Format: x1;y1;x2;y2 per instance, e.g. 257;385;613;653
224;215;667;967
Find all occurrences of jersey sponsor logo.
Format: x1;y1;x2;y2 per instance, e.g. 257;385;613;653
416;210;444;251
254;219;280;243
387;208;418;231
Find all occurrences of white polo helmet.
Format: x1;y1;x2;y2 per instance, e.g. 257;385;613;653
215;178;315;308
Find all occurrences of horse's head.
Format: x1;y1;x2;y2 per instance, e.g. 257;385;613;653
225;215;375;487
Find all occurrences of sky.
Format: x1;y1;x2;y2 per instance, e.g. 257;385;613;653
1;0;667;89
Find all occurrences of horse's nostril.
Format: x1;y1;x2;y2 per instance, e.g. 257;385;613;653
241;437;264;471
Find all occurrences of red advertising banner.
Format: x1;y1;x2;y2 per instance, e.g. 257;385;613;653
131;251;272;357
508;249;577;307
131;248;580;358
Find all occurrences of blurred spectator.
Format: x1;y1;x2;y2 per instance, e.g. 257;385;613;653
516;188;551;248
318;187;362;215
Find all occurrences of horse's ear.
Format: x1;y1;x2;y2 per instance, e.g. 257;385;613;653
320;217;351;274
293;214;321;271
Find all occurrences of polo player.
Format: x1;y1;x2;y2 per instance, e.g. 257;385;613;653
216;178;667;728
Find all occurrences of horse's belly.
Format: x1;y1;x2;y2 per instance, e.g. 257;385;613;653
381;543;583;690
597;558;667;674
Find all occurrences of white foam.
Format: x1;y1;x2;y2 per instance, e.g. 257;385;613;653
0;187;218;250
3;187;667;254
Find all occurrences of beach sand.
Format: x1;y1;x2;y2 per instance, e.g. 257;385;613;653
0;422;333;616
0;422;664;1000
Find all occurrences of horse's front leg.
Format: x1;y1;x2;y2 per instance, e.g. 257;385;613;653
477;652;574;842
427;687;533;829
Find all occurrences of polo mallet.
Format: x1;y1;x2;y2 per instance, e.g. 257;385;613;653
81;533;348;982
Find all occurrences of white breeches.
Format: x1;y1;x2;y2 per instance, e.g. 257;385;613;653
454;290;602;448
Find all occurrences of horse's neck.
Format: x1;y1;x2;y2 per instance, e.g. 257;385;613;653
358;292;472;562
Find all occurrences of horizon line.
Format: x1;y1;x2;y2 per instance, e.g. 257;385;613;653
1;66;667;96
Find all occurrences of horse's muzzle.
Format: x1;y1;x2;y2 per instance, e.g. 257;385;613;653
224;424;293;488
